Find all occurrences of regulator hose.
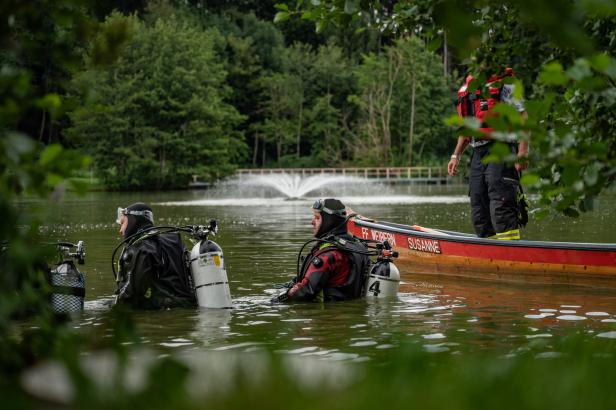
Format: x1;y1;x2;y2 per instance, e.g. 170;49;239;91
294;213;384;277
111;225;196;281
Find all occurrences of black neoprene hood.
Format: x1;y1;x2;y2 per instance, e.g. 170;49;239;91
123;202;154;238
315;198;347;238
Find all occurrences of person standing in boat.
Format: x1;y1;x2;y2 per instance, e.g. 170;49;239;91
447;68;529;240
114;203;196;309
271;198;370;303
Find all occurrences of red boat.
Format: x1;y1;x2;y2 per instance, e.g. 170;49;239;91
348;218;616;289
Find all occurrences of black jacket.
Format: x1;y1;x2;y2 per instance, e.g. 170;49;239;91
116;232;196;309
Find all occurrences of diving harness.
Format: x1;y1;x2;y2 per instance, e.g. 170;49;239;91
111;219;232;309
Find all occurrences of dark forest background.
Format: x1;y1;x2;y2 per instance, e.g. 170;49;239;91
5;0;458;190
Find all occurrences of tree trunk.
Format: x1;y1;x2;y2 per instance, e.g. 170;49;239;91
39;110;46;142
443;31;449;79
408;77;416;166
159;145;166;189
296;98;303;158
277;135;282;165
252;133;259;167
418;139;426;163
262;135;266;166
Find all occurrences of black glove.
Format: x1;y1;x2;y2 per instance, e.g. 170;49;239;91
272;281;294;290
270;291;289;304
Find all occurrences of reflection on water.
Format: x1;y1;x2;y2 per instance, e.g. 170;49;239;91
23;184;616;361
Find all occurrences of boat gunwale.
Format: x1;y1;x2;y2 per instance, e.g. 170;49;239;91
352;219;616;252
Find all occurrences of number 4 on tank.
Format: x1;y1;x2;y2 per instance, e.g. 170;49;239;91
368;280;381;296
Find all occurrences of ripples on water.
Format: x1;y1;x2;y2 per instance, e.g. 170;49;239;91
27;183;616;362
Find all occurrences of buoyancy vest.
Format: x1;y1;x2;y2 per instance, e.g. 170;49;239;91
298;235;371;300
457;68;514;136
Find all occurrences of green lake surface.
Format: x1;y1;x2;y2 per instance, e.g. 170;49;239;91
23;178;616;361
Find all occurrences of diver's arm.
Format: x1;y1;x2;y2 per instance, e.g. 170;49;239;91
117;248;157;307
286;253;335;301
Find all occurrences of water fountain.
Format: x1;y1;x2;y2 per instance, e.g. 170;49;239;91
243;174;368;200
157;173;468;207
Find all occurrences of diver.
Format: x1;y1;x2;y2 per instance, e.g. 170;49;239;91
272;198;371;303
114;203;196;309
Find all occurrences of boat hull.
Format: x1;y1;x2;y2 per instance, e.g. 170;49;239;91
348;219;616;289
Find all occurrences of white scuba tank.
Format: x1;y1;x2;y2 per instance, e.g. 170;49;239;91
189;239;232;308
364;259;400;298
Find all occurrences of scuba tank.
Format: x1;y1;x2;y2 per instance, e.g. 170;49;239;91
364;240;400;298
50;241;86;313
188;220;232;308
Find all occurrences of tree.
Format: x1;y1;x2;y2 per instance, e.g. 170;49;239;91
349;37;451;166
67;12;246;189
257;72;301;164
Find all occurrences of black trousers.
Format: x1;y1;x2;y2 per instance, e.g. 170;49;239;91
469;143;520;238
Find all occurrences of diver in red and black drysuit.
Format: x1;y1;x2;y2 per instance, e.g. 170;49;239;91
448;68;529;240
115;203;196;309
272;199;370;303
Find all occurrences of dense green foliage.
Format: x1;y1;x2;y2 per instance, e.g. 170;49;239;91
52;0;454;188
279;0;616;217
67;12;246;189
0;0;128;398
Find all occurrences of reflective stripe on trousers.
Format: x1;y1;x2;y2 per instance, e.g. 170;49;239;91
490;229;521;240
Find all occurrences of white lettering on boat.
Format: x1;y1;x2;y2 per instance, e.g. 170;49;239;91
407;237;441;254
369;229;397;247
361;227;370;240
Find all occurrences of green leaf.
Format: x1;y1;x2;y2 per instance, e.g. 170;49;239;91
39;144;63;166
35;94;62;118
274;3;289;11
482;142;510;164
444;115;464;127
274;11;290;23
589;53;610;71
344;0;357;14
6;132;36;156
567;59;593;81
520;173;540;186
561;164;581;185
583;163;600;186
45;173;64;187
581;0;616;16
427;36;443;52
605;58;616;78
301;10;314;20
539;62;567;85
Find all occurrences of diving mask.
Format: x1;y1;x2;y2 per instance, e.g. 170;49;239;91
312;199;346;216
116;207;154;224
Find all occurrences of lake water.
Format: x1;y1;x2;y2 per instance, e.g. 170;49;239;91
27;177;616;362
